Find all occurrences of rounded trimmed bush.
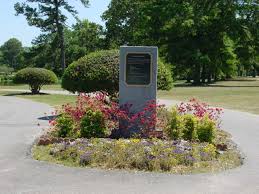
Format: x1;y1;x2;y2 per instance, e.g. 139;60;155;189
62;50;173;94
14;68;58;94
62;50;119;95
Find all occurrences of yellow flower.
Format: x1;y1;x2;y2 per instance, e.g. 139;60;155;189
131;139;141;144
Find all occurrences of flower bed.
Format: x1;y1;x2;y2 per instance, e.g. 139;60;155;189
33;93;243;173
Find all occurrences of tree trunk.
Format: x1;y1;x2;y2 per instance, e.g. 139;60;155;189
60;26;66;73
54;0;66;73
253;65;257;78
201;64;206;83
193;64;201;85
208;75;212;83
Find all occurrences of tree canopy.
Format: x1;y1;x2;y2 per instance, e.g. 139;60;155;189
14;0;90;72
0;38;23;69
0;0;257;83
102;0;259;83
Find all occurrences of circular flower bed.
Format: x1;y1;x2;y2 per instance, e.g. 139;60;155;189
33;93;243;173
33;134;242;173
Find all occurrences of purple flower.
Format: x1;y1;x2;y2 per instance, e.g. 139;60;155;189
146;154;156;161
173;149;184;154
185;155;196;162
200;152;209;158
79;151;92;166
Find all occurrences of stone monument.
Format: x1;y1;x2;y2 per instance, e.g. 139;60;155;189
119;46;158;134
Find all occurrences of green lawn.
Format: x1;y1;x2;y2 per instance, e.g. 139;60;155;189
0;91;76;107
158;78;259;114
1;78;259;114
0;84;63;91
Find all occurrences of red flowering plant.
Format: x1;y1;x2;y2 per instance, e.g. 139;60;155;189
49;92;166;138
127;100;167;137
177;98;223;128
49;92;128;135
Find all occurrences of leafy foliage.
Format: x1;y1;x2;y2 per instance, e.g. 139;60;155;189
14;68;58;94
56;114;74;138
197;116;217;143
80;110;107;138
0;38;23;69
65;20;105;65
0;65;14;75
157;60;173;90
50;93;164;139
62;50;173;94
62;50;119;95
14;0;90;72
103;0;259;83
164;99;222;142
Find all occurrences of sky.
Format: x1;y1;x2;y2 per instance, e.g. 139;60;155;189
0;0;111;46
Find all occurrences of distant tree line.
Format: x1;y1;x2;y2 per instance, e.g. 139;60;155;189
0;19;104;76
102;0;259;84
0;0;258;83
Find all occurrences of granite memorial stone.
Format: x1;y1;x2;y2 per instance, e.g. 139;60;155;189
119;46;158;134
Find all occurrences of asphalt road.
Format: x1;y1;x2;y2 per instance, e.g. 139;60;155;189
0;96;259;194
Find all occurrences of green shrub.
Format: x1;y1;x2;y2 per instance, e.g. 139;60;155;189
56;114;75;138
157;60;173;90
197;116;216;143
62;50;173;95
0;65;14;75
182;114;198;141
164;109;216;143
164;108;184;140
0;74;15;85
14;68;58;94
80;110;107;138
62;50;119;95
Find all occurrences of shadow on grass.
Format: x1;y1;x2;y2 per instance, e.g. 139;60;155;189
3;92;51;96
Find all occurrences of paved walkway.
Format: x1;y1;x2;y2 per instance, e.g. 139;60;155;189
0;96;259;194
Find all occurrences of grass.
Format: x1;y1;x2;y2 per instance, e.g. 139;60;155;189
0;84;74;106
33;145;81;167
0;91;76;106
158;78;259;114
0;84;63;91
1;78;259;114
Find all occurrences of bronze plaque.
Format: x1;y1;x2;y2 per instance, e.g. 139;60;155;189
126;53;151;85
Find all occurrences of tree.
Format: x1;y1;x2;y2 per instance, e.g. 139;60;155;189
235;0;259;77
0;38;23;69
14;0;90;72
102;0;143;47
0;50;4;65
65;19;105;65
23;33;63;74
103;0;247;84
20;19;104;75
